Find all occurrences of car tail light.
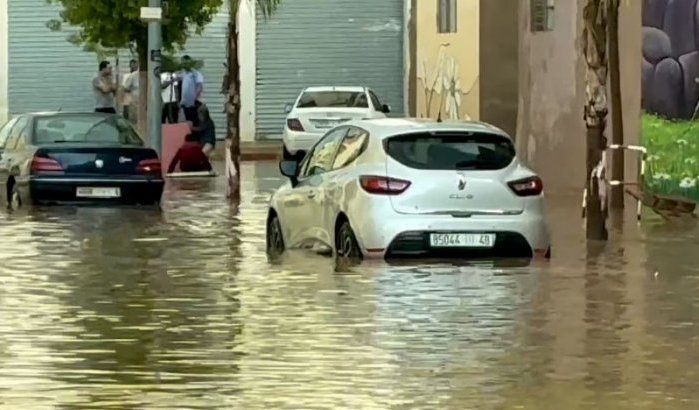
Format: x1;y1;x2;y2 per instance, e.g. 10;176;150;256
508;176;543;196
31;156;64;174
359;175;411;195
137;159;162;177
287;118;304;132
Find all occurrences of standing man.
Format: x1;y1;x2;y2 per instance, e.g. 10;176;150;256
121;59;139;124
93;61;118;113
161;71;179;123
179;55;204;126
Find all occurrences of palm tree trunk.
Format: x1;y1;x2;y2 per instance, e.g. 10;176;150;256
225;8;241;201
608;0;624;209
583;0;609;240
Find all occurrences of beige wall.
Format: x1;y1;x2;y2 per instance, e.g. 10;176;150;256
414;0;479;120
516;0;641;194
479;0;519;137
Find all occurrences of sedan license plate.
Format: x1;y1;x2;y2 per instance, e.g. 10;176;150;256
314;120;339;129
76;187;121;198
430;233;496;248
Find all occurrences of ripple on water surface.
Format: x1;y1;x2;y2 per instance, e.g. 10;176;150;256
1;162;699;409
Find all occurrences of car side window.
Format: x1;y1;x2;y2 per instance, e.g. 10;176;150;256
0;118;18;149
4;117;29;151
332;127;370;170
302;127;349;177
369;91;382;111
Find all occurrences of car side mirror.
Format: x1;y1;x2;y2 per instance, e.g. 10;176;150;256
381;104;391;114
284;103;293;114
279;160;299;186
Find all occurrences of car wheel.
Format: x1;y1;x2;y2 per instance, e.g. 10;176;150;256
545;247;551;259
266;214;285;256
335;219;362;262
282;145;294;160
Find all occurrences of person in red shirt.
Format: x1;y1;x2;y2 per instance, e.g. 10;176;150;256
168;133;213;173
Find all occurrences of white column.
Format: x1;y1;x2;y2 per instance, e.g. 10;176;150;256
0;0;9;125
238;0;256;142
402;0;411;116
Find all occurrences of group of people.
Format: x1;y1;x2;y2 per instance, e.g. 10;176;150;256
92;55;215;174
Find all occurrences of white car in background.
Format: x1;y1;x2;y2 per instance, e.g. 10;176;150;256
282;86;390;160
266;118;551;262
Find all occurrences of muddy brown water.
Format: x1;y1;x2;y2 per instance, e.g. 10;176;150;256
0;161;698;409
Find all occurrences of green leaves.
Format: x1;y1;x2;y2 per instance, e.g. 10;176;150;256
48;0;224;57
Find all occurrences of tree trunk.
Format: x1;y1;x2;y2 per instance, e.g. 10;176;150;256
608;0;624;209
225;14;241;201
582;0;609;240
137;46;148;141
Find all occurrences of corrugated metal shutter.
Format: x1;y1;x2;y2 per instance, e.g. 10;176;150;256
255;0;404;139
8;0;98;114
8;0;228;140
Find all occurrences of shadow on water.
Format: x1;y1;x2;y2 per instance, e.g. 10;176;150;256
1;162;699;408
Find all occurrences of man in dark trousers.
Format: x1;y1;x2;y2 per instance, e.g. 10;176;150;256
167;133;213;173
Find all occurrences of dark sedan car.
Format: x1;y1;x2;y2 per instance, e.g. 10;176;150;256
0;112;164;207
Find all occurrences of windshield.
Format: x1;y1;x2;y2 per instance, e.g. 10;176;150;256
296;91;368;108
385;132;516;170
33;115;144;146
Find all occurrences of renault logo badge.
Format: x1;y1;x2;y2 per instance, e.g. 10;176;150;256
457;174;466;190
95;159;103;168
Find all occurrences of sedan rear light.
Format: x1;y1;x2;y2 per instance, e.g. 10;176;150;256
31;157;64;175
287;118;304;132
137;159;162;177
359;175;411;195
508;176;543;196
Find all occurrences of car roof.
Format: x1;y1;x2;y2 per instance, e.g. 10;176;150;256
344;118;511;139
302;86;367;93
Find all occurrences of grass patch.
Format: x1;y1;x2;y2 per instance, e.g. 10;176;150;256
641;113;699;200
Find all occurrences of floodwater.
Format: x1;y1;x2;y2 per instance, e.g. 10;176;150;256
1;161;698;409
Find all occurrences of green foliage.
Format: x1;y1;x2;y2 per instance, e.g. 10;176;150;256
46;0;224;58
642;113;699;200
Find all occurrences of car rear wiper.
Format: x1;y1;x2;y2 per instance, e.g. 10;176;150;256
455;160;480;169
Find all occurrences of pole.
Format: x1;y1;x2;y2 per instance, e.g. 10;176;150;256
147;0;163;156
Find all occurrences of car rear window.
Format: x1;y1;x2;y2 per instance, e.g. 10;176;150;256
33;115;144;146
297;91;368;108
385;132;516;170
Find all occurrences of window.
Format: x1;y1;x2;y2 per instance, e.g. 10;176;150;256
332;127;369;170
0;118;19;149
33;114;143;146
437;0;457;33
302;127;349;177
385;132;516;170
4;117;30;151
296;91;369;109
368;91;383;112
531;0;554;32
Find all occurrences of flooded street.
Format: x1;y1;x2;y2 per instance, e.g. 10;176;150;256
1;161;699;409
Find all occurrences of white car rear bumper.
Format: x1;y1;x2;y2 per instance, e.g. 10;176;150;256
282;129;324;154
351;210;550;259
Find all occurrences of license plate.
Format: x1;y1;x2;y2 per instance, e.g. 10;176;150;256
76;187;121;198
429;233;496;248
314;120;339;129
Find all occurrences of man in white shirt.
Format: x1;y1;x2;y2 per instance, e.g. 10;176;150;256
121;59;139;124
161;71;180;123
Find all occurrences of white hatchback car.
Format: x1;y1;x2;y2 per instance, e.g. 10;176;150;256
282;86;390;159
266;118;551;261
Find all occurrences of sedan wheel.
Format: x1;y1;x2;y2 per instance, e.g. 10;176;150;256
266;215;285;256
282;145;294;161
335;220;362;262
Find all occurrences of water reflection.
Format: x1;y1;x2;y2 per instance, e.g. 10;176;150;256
0;162;698;409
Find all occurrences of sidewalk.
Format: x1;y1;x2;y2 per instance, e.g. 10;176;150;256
210;140;282;162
